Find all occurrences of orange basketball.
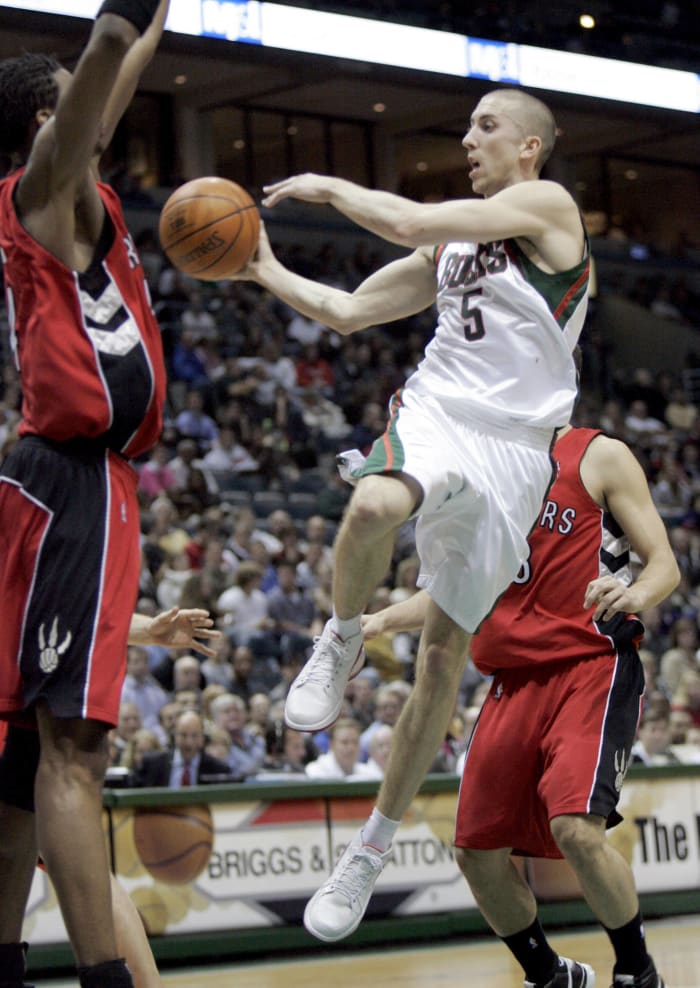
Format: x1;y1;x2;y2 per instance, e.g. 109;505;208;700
158;176;260;280
133;804;214;885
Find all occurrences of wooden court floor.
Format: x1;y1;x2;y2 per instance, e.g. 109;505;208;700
44;916;700;988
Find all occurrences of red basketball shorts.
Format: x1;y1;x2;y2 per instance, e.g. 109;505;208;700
0;436;141;727
455;649;645;858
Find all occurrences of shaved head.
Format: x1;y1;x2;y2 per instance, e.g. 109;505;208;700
482;88;557;171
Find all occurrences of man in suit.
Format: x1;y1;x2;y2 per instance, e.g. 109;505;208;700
134;711;230;787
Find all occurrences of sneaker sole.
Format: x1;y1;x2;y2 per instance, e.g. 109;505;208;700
528;963;595;988
348;647;366;680
580;963;595;986
303;895;362;943
612;977;663;988
284;647;366;732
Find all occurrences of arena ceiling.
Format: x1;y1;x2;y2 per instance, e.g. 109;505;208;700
1;6;698;177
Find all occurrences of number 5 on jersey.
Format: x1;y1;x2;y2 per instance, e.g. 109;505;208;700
461;288;485;341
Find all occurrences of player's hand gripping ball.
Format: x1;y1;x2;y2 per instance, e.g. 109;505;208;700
159;176;260;280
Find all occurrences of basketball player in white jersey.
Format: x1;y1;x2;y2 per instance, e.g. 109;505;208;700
235;86;590;979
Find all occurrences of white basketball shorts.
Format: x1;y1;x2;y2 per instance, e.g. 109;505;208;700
357;387;556;633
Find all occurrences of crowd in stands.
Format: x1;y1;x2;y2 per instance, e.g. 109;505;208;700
1;216;700;790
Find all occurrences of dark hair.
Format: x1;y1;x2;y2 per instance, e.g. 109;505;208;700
235;560;264;587
0;53;61;158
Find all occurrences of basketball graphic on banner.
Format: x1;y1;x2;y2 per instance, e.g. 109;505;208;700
133;804;214;885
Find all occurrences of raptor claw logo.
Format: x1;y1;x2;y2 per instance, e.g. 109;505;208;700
38;617;72;674
614;748;629;792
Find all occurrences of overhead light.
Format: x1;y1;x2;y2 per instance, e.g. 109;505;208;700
373;102;386;113
174;74;187;85
287;125;298;135
579;13;595;29
625;168;638;180
2;1;699;114
233;139;246;150
416;161;428;172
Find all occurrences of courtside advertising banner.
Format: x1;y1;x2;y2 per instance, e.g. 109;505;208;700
20;772;700;944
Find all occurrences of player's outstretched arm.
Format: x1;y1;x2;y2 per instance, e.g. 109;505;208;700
95;0;171;162
128;608;221;657
262;173;583;267
262;173;432;248
234;222;436;334
582;437;680;621
361;590;430;639
18;1;163;211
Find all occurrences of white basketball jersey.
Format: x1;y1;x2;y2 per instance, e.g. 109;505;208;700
406;236;590;436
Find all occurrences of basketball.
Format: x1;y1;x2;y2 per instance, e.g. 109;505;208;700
133;804;214;885
158;176;260;280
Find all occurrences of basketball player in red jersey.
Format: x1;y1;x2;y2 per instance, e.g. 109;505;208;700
0;605;219;988
361;426;678;988
0;4;170;987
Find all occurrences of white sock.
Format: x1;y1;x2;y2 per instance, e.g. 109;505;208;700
361;808;400;853
332;610;362;641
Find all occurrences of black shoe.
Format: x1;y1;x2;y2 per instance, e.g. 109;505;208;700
525;956;595;987
611;956;665;988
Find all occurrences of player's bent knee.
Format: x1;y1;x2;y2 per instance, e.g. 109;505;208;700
454;845;511;890
455;845;488;873
416;643;467;691
36;712;111;786
346;495;398;534
349;476;415;530
0;725;41;812
40;741;110;789
550;813;605;860
454;845;474;876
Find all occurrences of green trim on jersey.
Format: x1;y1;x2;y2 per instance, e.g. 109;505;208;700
504;233;590;330
359;391;406;475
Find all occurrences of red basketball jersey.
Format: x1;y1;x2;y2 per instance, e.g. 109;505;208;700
471;427;641;673
0;170;165;458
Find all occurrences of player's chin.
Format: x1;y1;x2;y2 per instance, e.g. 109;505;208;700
471;179;491;198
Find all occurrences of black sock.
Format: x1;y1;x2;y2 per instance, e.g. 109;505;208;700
501;918;559;985
0;942;28;983
77;959;134;988
605;912;651;977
